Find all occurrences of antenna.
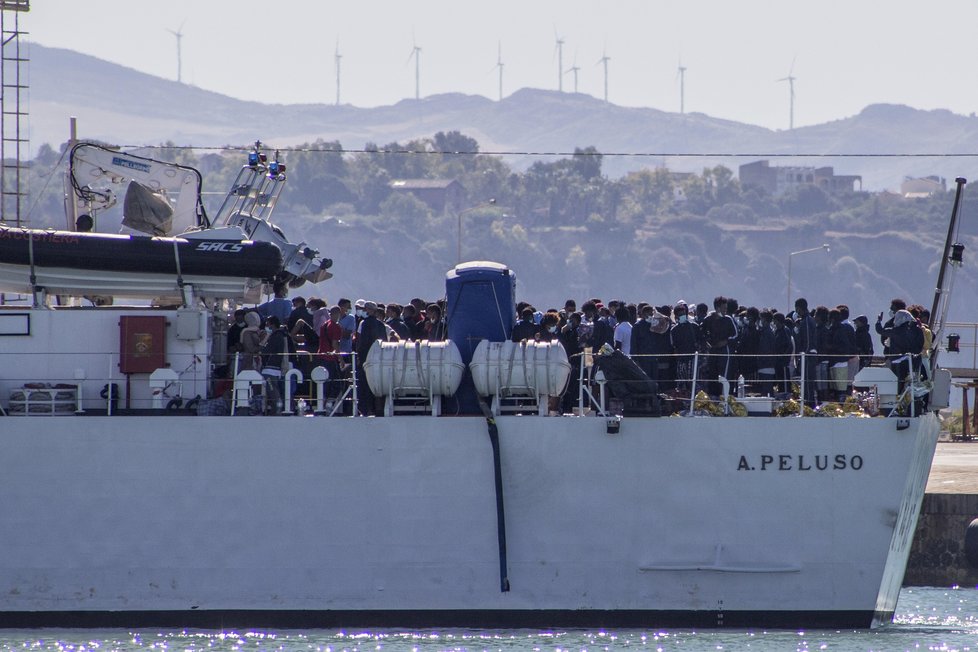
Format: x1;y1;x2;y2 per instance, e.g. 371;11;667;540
166;20;186;84
407;40;422;100
777;57;797;130
335;39;342;105
566;52;580;94
677;58;687;114
493;41;504;101
553;29;564;92
596;48;610;103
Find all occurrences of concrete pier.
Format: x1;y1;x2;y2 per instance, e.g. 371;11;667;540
906;443;978;586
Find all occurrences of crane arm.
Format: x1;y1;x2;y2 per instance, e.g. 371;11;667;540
67;143;207;234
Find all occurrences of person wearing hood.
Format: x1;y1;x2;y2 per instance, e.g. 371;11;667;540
880;308;923;396
238;310;263;372
630;305;670;383
853;315;874;369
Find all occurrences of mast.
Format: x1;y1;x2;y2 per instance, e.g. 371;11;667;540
929;176;966;371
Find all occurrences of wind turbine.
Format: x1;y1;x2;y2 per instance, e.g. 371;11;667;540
553;30;564;92
166;20;185;83
677;58;687;114
493;41;504;101
407;40;422;100
596;48;610;103
334;40;342;105
778;58;797;130
566;53;580;94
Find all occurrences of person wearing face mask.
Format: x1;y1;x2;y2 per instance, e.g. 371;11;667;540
537;311;561;342
526;311;565;414
353;299;368;321
670;302;703;395
238;310;263;372
425;303;447;341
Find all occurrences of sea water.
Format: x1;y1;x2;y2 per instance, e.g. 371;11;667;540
0;587;976;652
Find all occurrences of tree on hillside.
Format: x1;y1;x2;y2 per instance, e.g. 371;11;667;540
779;184;839;217
457;155;514;207
285;140;354;214
432;131;480;176
348;147;392;214
616;168;674;226
571;146;603;182
374;138;434;180
379;192;432;232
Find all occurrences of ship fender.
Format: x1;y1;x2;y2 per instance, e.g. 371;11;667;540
965;518;978;568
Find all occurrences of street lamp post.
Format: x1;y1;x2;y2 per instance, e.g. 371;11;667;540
786;243;831;308
457;198;496;265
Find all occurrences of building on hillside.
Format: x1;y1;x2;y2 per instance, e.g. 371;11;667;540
900;176;946;198
389;179;464;214
739;160;862;196
669;171;693;205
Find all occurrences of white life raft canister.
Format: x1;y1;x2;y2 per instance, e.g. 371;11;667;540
363;340;465;398
469;340;571;398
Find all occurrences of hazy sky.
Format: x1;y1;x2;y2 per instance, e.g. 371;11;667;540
25;0;978;130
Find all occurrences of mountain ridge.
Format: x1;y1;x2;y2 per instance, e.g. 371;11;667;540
29;43;978;190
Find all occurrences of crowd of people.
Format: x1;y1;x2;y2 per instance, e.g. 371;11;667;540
225;281;933;414
226;283;451;414
511;295;932;409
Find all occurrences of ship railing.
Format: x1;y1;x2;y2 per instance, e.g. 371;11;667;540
0;348;356;417
0;348;931;418
0;350;210;415
225;350;359;417
573;350;928;418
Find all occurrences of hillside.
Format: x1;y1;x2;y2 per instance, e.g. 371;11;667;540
29;44;978;191
19;44;978;326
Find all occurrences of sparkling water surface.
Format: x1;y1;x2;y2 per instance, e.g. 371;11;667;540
1;587;976;652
